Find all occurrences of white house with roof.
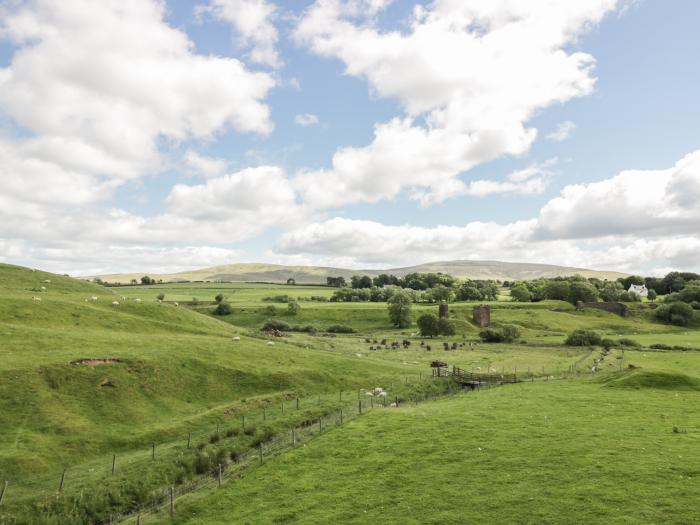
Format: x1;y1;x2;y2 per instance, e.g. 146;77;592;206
628;284;649;297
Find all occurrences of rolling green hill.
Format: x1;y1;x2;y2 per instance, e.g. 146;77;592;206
91;259;628;284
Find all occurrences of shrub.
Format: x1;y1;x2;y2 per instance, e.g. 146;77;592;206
213;302;232;315
209;433;221;444
264;305;277;315
656;302;694;326
287;301;300;315
601;338;616;350
437;318;456;336
263;295;289;303
215;293;224;304
326;324;356;333
565;329;603;346
479;328;505;343
263;319;291;331
618;338;641;347
156;293;165;301
193;452;212;474
500;325;521;342
291;324;317;334
650;343;673;350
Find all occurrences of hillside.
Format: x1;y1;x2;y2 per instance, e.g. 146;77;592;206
91;259;628;284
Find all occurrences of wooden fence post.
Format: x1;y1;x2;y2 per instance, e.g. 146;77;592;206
259;444;264;464
111;454;116;475
59;468;66;492
395;396;399;407
0;480;7;505
187;432;192;449
340;409;343;424
339;390;342;401
319;417;323;433
281;401;285;414
169;487;174;515
218;464;222;488
292;429;296;447
296;397;299;409
263;408;266;421
136;515;141;525
358;400;362;414
152;443;155;460
242;415;245;432
370;397;374;409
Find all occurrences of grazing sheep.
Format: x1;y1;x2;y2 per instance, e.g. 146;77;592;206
267;341;274;346
121;296;127;301
135;298;142;303
112;301;119;306
173;302;179;307
366;391;374;396
232;336;241;341
390;402;397;407
31;296;42;302
378;391;387;397
356;353;362;357
40;286;46;291
43;279;51;283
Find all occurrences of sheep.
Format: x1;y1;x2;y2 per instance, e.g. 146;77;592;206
43;279;51;283
121;296;127;301
355;353;362;357
378;391;387;397
267;341;274;346
173;302;179;307
31;296;42;302
112;301;120;306
373;387;384;395
40;286;47;291
232;336;241;341
390;402;397;407
135;298;142;303
366;391;374;396
90;296;98;301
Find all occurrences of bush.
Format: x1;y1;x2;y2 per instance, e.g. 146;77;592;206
287;301;300;315
656;302;694;326
479;328;504;343
618;338;641;347
292;324;318;333
499;325;519;342
601;338;616;350
263;319;291;331
156;293;165;301
326;324;356;333
437;317;456;336
565;329;603;346
264;305;277;315
417;314;439;338
193;452;212;474
213;302;232;315
215;293;224;304
650;343;673;350
263;295;289;303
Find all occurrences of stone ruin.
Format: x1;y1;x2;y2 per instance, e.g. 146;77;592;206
473;304;491;327
438;303;449;319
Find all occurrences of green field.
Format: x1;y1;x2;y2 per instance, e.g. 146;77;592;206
0;263;698;524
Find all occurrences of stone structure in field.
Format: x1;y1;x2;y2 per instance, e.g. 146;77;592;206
439;303;449;319
583;302;630;317
473;304;491;327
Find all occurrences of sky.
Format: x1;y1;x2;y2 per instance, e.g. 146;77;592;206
0;0;699;276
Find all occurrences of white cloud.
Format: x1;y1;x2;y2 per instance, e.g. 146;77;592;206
277;148;700;274
0;0;274;206
293;0;619;207
295;113;320;126
183;150;229;178
546;120;576;141
196;0;281;68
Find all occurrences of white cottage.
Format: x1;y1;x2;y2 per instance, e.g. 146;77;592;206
628;284;649;297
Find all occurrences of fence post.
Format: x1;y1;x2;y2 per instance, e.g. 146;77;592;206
218;464;222;488
371;397;374;409
395;396;399;407
169;486;174;515
339;390;342;401
319;417;323;433
340;409;343;424
383;395;387;408
263;408;266;421
259;444;264;464
296;397;299;409
0;480;7;505
58;468;66;492
217;423;220;435
187;432;191;449
358;400;362;415
111;454;116;475
281;401;284;415
136;515;141;525
292;429;296;447
152;443;155;460
242;415;245;433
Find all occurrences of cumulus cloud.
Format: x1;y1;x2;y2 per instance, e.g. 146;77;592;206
546;120;577;141
293;0;619;207
277;148;700;274
183;150;229;178
196;0;281;68
0;0;274;206
295;113;320;126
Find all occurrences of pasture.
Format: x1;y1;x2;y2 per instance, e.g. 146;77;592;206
1;263;699;524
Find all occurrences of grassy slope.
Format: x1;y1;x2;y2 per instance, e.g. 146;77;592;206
0;264;417;495
94;260;627;284
162;376;700;525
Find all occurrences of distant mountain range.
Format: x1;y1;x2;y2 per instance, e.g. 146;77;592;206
92;260;628;284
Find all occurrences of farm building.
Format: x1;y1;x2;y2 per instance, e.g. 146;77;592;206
628;284;649;297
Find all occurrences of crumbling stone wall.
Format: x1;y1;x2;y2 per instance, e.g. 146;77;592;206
473;304;491;327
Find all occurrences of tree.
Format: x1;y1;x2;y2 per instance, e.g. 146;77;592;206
568;281;599;305
416;314;439;338
455;282;483;301
647;290;658;302
130;279;137;285
656;302;694;326
544;280;571;301
213;302;232;316
426;285;453;303
287;301;300;316
214;293;224;304
478;282;499;301
500;324;521;342
510;284;532;302
388;290;413;328
437;317;456;336
565;329;603;346
599;282;623;302
141;276;153;285
326;276;346;287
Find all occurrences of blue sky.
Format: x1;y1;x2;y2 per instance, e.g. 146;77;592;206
0;0;699;275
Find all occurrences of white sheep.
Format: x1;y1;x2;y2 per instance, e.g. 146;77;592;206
31;296;42;302
378;391;387;397
232;336;241;341
267;341;274;346
355;353;362;357
40;286;46;291
173;302;179;307
112;301;119;306
135;298;142;303
121;296;127;301
390;402;397;407
366;391;374;396
90;296;98;301
43;279;51;283
373;387;384;395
